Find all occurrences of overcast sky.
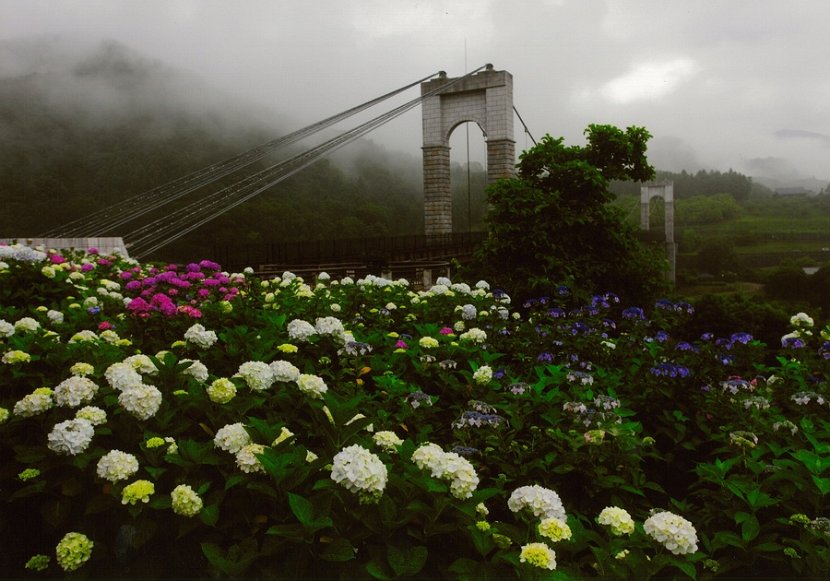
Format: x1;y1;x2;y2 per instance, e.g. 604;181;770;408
2;0;829;183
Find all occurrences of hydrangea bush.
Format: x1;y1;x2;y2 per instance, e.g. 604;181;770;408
0;244;828;578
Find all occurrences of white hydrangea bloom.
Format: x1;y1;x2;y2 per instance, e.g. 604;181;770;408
237;361;275;391
118;384;163;420
508;485;567;521
296;374;328;399
14;317;40;333
181;359;209;382
0;319;14;338
473;365;493;385
124;354;157;375
644;511;699;555
47;418;95;455
76;406;107;425
69;330;98;343
597;506;636;536
460;328;487;343
14;391;54;417
54;376;99;408
411;443;480;499
315;316;346;343
96;450;139;482
475;280;490;290
236;443;267;474
269;360;301;383
171;484;203;517
105;362;143;391
790;312;814;328
287;319;316;342
372;431;404;451
184;323;218;349
214;423;251;454
47;310;64;325
331;444;388;503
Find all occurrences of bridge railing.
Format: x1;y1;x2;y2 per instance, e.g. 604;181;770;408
211;231;487;272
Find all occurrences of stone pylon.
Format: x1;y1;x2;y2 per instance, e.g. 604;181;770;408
640;181;676;284
421;65;515;237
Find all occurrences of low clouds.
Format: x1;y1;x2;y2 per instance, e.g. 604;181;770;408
0;1;828;183
599;58;699;104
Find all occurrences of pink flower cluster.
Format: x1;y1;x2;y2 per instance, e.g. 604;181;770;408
122;260;242;318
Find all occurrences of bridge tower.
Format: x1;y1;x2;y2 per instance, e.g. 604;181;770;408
640;181;677;284
421;65;515;237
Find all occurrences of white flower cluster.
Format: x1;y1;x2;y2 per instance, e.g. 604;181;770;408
14;317;40;333
14;389;54;417
96;450;139;482
372;430;404;452
236;443;267;474
183;323;218;349
296;373;328;399
105;361;143;391
508;485;567;521
411;442;480;499
54;376;99;408
315;316;346;343
270;360;301;382
181;359;209;382
597;506;635;536
47;418;95;455
171;484;203;517
287;319;316;342
76;406;107;425
472;366;493;385
790;312;814;328
118;384;163;420
330;444;388;503
0;319;14;338
237;361;275;392
459;328;487;344
124;354;157;375
643;511;699;555
214;423;251;454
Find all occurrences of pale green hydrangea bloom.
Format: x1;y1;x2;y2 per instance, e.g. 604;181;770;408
55;532;93;572
207;378;237;404
69;362;94;376
519;542;557;570
472;365;493;385
0;406;9;424
597;506;635;536
121;480;154;505
372;430;404;452
76;406;107;425
25;554;50;571
538;517;572;542
418;336;439;349
296;374;328;399
171;484;203;517
2;349;31;364
272;426;294;446
19;468;40;481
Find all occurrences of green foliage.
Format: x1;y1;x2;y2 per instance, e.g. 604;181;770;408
475;125;668;303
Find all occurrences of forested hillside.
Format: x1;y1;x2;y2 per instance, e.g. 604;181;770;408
0;38;445;261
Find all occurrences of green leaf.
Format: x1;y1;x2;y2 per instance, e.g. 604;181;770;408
387;545;428;577
667;556;697;579
265;523;306;542
713;531;744;549
319;538;356;562
288;492;314;527
741;514;760;542
367;558;393;580
811;475;830;495
199;504;219;527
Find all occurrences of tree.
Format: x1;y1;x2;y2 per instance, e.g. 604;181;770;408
473;124;669;303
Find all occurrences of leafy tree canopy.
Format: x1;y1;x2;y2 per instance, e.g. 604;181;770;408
473;124;669;303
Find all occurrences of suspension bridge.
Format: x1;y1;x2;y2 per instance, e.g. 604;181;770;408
27;65;538;276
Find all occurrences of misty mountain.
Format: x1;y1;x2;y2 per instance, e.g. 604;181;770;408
0;37;432;261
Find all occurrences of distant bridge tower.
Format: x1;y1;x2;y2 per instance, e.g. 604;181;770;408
640;181;677;284
421;65;515;237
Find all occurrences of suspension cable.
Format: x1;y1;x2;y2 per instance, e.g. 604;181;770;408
129;65;489;258
39;71;442;238
513;105;537;146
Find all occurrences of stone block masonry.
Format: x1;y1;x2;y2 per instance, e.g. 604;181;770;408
422;66;515;237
